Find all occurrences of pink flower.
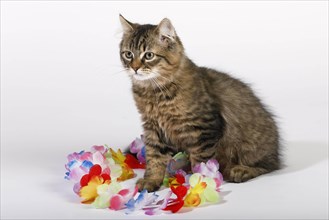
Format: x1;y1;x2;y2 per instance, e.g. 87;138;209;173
109;186;138;210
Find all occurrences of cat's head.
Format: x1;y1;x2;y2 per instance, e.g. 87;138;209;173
119;15;184;84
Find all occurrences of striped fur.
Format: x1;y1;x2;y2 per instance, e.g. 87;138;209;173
119;15;281;192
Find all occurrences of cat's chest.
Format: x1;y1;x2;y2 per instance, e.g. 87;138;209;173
140;98;179;123
138;97;185;143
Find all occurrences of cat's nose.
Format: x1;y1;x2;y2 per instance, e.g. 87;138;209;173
131;60;142;73
132;66;140;73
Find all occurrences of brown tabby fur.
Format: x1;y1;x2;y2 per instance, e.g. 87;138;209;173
119;15;280;192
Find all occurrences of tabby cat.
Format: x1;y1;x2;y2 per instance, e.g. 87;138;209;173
119;15;280;192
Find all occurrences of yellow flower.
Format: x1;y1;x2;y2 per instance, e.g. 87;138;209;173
80;176;110;204
109;148;126;165
108;148;134;181
117;164;134;181
184;193;202;207
184;174;207;207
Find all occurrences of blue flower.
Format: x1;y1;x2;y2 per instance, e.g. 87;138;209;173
125;190;159;214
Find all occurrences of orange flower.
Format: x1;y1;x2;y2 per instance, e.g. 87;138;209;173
184;178;207;207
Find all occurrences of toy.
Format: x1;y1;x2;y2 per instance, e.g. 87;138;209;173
64;136;223;215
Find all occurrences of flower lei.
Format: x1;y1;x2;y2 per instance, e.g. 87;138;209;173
64;136;224;215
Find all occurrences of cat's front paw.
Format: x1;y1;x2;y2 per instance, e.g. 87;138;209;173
136;178;162;192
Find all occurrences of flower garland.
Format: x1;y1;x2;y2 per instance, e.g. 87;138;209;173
64;136;224;215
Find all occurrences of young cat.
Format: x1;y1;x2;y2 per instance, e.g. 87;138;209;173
119;15;280;192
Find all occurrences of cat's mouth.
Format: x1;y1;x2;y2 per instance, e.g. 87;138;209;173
131;70;158;81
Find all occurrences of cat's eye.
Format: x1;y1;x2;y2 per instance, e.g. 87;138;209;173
123;51;133;59
144;52;154;60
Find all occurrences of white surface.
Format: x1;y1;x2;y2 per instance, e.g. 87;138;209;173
1;1;328;219
1;142;328;219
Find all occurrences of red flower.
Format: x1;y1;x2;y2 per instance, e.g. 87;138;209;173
163;185;188;213
124;153;146;169
80;164;111;187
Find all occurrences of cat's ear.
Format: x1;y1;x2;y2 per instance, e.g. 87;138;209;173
156;18;176;44
119;14;135;34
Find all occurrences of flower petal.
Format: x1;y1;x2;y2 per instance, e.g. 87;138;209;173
108;181;122;194
129;137;145;154
163;200;184;213
80;174;90;187
203;177;216;189
191;182;207;194
125;153;145;169
79;176;104;203
175;174;185;184
91;145;107;154
101;174;111;182
189;173;202;187
137;146;146;163
92;151;105;166
81;160;93;170
171;185;187;199
93;194;110;209
73;182;81;195
89;164;102;176
203;188;220;203
110;194;124;210
184;193;201;207
110;148;126;165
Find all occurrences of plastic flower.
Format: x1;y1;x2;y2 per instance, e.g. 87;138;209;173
168;173;185;188
65;145;110;185
65;141;225;215
91;145;108;154
202;177;221;203
163;185;188;213
125;190;159;214
106;148;134;181
184;173;207;207
124;153;146;169
144;191;172;215
166;152;190;176
109;186;138;210
106;158;123;180
128;136;146;163
79;164;111;203
184;173;221;206
192;159;223;188
107;148;126;165
65;151;93;182
92;181;122;209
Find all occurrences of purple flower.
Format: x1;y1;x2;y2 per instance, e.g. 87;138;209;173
192;159;223;188
128;136;146;163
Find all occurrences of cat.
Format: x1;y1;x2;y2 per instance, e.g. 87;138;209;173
119;15;281;192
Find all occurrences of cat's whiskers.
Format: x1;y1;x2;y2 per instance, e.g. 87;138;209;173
145;69;171;99
141;70;163;95
154;73;182;91
155;78;173;100
148;78;158;95
145;71;175;99
151;77;167;98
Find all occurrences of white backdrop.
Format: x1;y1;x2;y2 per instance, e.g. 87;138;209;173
1;1;328;219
